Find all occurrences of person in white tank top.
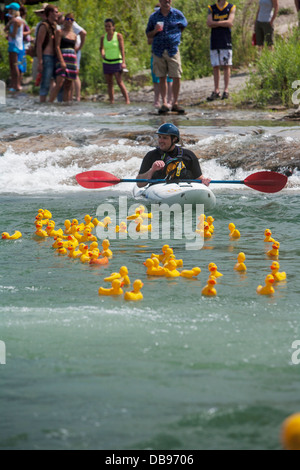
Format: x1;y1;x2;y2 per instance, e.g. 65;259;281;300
4;3;25;92
254;0;278;50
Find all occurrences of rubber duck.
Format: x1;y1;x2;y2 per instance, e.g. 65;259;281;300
98;279;123;296
135;217;152;232
124;279;144;301
115;222;128;233
136;205;152;219
206;216;215;234
93;216;112;229
160;247;174;266
270;261;286;282
256;274;275;295
66;234;79;247
104;266;130;285
34;221;48;237
166;253;183;268
1;231;22;240
197;214;206;227
180;267;201;278
281;413;300;451
56;240;68;255
202;278;217;296
151;245;170;263
37;208;52;220
264;229;275;243
208;262;223;278
83;214;95;230
52;237;68;249
234;252;247;272
89;251;109;265
79;244;90;263
267;241;280;258
228;223;240;239
143;258;166;276
46;220;64;238
204;222;212;239
64;219;72;234
67;240;81;259
164;259;181;278
101;239;113;258
80;227;97;243
35;212;48;225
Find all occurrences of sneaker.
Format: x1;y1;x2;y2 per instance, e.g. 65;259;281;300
207;91;221;102
221;91;229;100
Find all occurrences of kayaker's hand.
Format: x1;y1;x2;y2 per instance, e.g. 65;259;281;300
152;160;165;172
199;177;211;186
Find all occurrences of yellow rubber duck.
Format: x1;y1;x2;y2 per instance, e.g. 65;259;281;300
197;214;206;228
83;214;95;230
228;223;240;239
267;241;280;258
281;413;300;450
264;229;275;243
151;244;170;263
234;252;247;272
124;279;144;301
1;231;22;240
98;279;123;296
66;234;79;247
90;241;99;251
56;240;68;255
270;261;286;282
206;216;215;234
256;274;275;295
79;227;97;243
204;222;212;239
67;241;81;259
104;266;130;286
115;222;128;233
137;205;152;219
164;259;181;278
135;217;152;232
53;237;68;249
79;244;90;263
202;278;217;296
46;220;64;238
93;216;112;229
64;219;72;234
34;221;48;238
180;267;201;278
101;239;113;258
166;253;183;268
35;212;48;225
143;258;166;276
89;251;109;265
208;262;223;278
37;208;52;220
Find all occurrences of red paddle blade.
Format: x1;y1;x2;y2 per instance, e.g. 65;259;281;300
244;171;288;193
75;171;121;189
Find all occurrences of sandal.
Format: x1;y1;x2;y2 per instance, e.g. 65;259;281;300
171;104;185;114
158;104;170;114
221;92;229;100
207;91;221;102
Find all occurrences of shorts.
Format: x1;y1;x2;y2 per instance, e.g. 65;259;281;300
151;55;173;84
153;50;182;78
103;62;123;74
210;49;232;67
40;54;56;97
255;21;274;46
8;43;21;54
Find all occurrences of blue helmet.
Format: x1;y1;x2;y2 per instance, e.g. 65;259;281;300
156;123;180;141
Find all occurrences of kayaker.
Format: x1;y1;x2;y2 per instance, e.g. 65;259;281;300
136;123;211;188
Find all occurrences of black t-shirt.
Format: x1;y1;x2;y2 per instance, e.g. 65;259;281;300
138;146;202;180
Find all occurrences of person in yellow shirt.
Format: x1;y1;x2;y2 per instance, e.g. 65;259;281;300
99;18;130;104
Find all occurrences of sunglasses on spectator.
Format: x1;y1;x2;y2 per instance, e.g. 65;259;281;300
65;17;74;22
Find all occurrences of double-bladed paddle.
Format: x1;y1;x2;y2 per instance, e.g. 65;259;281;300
75;170;288;194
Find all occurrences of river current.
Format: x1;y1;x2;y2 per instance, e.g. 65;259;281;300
0;94;299;450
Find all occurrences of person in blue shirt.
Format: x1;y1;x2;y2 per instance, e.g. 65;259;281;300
146;0;187;114
207;1;236;102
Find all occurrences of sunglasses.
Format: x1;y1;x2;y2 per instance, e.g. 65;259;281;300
65;17;74;22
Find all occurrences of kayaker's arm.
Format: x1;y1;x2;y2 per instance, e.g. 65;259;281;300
136;161;165;188
197;176;211;187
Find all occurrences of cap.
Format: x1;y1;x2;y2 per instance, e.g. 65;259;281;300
156;123;180;140
34;3;48;14
6;2;21;10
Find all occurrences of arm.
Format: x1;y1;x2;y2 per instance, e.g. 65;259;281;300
10;18;20;39
136;160;165;188
77;29;86;51
270;0;279;26
54;29;66;70
117;33;126;67
99;35;105;58
36;23;47;73
207;7;236;29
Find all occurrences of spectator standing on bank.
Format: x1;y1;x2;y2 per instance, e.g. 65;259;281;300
146;0;187;114
99;18;130;105
206;0;236;101
36;4;59;102
4;2;24;92
254;0;279;50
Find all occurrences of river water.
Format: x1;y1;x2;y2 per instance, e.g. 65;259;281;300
0;94;300;450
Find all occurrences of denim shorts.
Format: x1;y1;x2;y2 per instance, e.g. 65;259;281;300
40;54;56;97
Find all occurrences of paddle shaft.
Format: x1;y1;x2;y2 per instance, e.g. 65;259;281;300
87;178;245;184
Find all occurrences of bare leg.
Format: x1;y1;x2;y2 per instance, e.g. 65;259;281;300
167;80;173;107
159;76;167;107
74;76;81;101
154;82;160;107
9;52;20;91
213;66;220;93
49;76;66;102
223;65;231;93
115;72;130;104
171;77;180;106
63;79;73;102
105;73;114;103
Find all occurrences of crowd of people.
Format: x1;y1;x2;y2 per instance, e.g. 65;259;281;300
0;0;293;107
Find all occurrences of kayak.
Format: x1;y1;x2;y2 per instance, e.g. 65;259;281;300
133;182;216;210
